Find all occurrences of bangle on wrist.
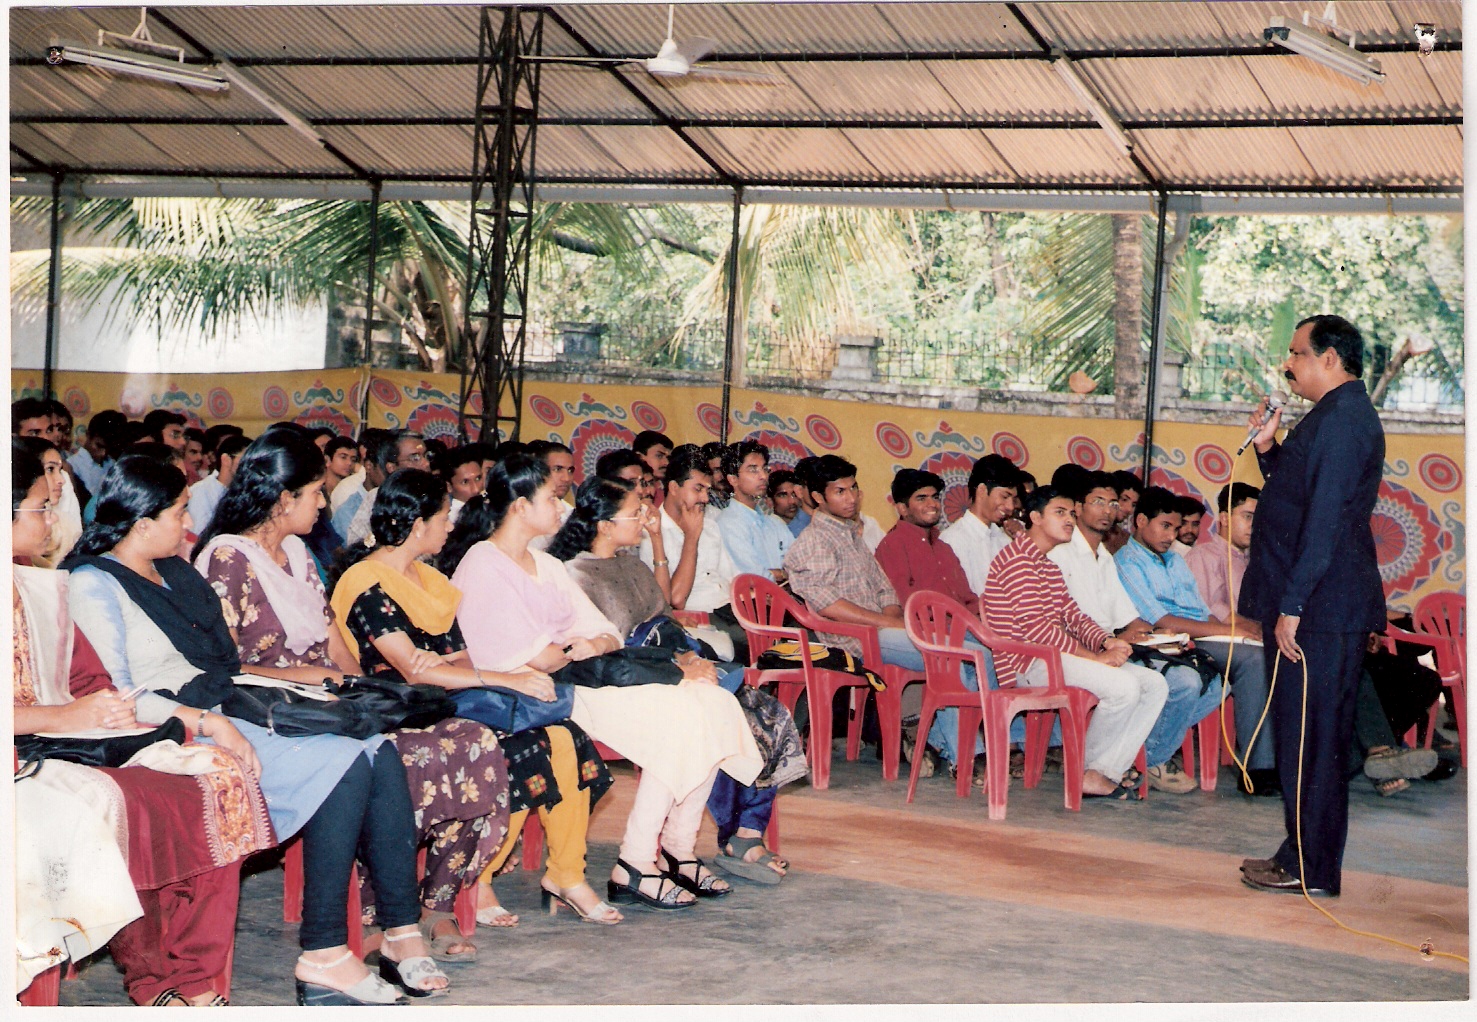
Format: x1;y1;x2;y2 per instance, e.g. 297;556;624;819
472;664;485;687
652;558;669;568
195;710;208;737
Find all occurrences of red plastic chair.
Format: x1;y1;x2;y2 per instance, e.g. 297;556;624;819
902;591;987;800
730;574;876;790
17;964;62;1006
901;591;1094;820
1414;592;1467;766
1177;705;1224;790
281;837;363;958
1377;627;1445;750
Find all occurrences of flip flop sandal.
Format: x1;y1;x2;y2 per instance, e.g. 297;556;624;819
1363;746;1438;780
417;911;477;964
713;836;785;885
1084;778;1143;801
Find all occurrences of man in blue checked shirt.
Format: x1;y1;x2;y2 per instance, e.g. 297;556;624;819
1115;485;1278;796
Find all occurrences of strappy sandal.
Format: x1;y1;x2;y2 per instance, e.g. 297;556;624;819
540;880;623;925
713;835;785;885
417;910;477;964
1084;777;1143;801
378;928;450;998
660;850;731;898
150;988;188;1007
1372;775;1410;797
606;857;697;910
294;950;404;1006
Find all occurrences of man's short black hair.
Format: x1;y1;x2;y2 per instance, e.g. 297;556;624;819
527;439;573;460
806;454;858;500
365;430;406;471
767;467;797;497
1050;463;1091;500
966;453;1020;503
701;441;727;463
722;439;769;479
890;468;945;505
1176;494;1207;518
439;443;485;483
460;441;496;463
1056;466;1117;505
1022;484;1063;521
1297;314;1365;377
1109;469;1143;497
215;433;253;461
203;423;245;454
632;430;674;456
141;408;187;440
45;398;71;424
791;456;820;493
183;426;206;446
11;397;51;433
665;443;710;489
595;448;644;479
1134;486;1181;524
325;435;357;459
1217;481;1261;513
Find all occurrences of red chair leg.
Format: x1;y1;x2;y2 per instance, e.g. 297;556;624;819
1180;729;1197;783
346;865;363;959
906;699;939;804
283;838;305;924
983;706;1012;821
807;681;836;790
954;706;983;799
875;687;904;782
1060;704;1088;812
1446;683;1467;767
844;687;867;763
1196;712;1220;791
1134;746;1148;800
521;813;545;873
1023;711;1050;789
1218;695;1237;766
18;964;62;1006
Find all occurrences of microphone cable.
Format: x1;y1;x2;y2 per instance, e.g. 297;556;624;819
1225;427;1467;965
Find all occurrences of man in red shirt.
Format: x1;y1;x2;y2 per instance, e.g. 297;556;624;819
983;485;1167;799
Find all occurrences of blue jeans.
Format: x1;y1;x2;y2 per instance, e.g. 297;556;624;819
873;628;1042;767
1143;665;1225;768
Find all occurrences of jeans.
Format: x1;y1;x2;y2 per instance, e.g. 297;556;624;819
1197;639;1275;770
1143;665;1225;768
299;750;420;950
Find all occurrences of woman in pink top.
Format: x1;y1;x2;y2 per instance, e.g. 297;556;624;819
441;453;763;911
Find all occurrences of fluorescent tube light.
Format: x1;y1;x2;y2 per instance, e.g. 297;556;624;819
1265;17;1385;84
46;42;230;92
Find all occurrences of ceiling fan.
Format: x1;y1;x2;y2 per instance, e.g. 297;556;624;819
528;4;781;84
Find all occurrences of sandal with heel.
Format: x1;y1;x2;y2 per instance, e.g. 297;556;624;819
378;928;450;999
606;857;697;910
660;850;730;898
540;880;623;925
294;950;404;1006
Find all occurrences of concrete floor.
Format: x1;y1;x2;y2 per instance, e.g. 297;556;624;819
56;740;1469;1007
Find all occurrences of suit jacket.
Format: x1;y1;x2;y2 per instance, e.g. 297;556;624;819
1238;379;1385;632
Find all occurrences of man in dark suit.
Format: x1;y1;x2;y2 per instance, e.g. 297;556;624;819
1237;315;1386;897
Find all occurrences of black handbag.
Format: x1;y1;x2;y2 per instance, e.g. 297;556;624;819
450;683;577;734
221;675;455;739
553;646;684;689
15;717;188;773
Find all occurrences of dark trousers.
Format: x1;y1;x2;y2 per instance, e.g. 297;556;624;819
299;750;420;949
1263;621;1365;894
706;770;778;849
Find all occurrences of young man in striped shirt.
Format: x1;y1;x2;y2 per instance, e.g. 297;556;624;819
983;485;1167;799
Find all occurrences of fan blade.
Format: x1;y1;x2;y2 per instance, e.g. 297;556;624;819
675;36;716;65
688;66;784;83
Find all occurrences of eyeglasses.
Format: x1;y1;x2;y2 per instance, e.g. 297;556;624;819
1086;498;1121;510
610;509;651;522
15;502;55;514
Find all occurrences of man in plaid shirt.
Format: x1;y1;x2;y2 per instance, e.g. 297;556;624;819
983;485;1167;799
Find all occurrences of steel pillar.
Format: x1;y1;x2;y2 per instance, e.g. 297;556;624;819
458;6;542;445
42;173;63;399
718;186;744;443
1140;192;1170;484
362;179;382;365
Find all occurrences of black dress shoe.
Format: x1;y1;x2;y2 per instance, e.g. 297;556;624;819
1421;760;1459;782
1239;856;1277;873
1236;769;1282;797
1240;863;1336;897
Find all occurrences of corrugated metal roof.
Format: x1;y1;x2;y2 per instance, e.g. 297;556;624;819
8;3;1463;197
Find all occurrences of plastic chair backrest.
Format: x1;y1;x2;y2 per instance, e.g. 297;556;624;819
729;573;809;668
1415;591;1466;679
905;591;989;696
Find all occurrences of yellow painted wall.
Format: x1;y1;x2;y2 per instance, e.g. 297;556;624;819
15;370;1463;613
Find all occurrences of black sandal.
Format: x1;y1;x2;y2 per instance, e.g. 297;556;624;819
607;857;697;910
660;850;731;899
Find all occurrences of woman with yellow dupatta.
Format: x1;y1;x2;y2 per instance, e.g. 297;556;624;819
331;468;619;927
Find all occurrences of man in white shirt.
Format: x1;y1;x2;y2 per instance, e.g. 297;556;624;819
716;439;792;583
187;433;250;538
346;431;427;548
639;443;748;661
1048;466;1219;794
940;453;1021;593
528;440;577;549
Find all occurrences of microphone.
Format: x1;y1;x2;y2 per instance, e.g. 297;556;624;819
1237;390;1287;455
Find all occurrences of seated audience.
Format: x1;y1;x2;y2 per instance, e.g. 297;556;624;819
717;440;793;586
1173;494;1206;557
69;409;127;495
13;435;81;566
442;454;763;910
13;441;274;1006
328;468;616;929
527;440;576;550
141;409;188;453
330;428;379;515
638;444;750;662
64;453;445;1003
12;396;55;440
344;431;427;548
1116;486;1277;796
766;467;805;538
788;457;820;537
701;441;731;510
549;475;805;884
187;432;250;539
438;443;488;524
983;486;1168;799
182;427;207;482
195;432;510;962
323;435;359;497
1103;470;1142;554
201;423;245;477
1049;468;1219;794
941;453;1021;593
